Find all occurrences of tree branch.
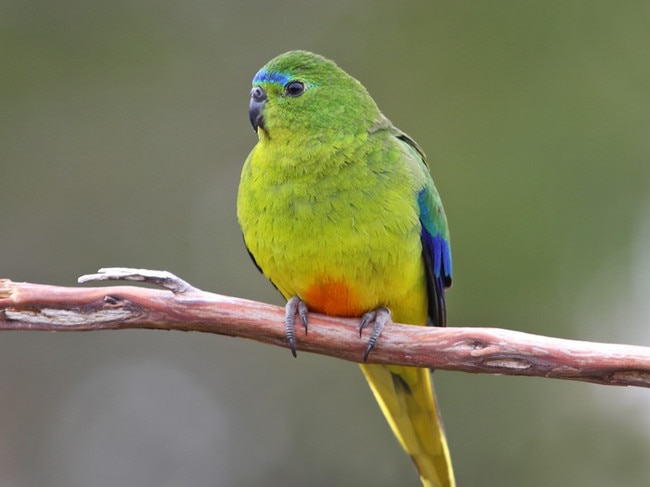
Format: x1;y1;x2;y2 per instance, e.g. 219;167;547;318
1;268;649;388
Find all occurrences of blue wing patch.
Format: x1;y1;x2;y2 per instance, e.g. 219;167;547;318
418;189;452;326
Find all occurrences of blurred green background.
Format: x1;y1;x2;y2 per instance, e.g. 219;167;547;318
2;1;650;486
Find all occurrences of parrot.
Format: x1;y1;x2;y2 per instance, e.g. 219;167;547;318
237;50;454;487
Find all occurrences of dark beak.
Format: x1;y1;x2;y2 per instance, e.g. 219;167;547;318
249;86;267;132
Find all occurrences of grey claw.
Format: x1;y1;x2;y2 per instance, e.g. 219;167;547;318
285;297;309;357
360;307;391;362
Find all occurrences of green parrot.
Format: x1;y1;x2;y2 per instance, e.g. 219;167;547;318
237;50;454;487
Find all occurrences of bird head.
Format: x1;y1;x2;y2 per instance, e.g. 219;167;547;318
248;51;381;145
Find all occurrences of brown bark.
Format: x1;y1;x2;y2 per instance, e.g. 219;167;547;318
1;268;649;387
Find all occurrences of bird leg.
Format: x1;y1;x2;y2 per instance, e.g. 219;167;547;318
359;307;391;362
285;296;309;357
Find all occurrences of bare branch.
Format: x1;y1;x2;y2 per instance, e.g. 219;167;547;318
2;268;649;388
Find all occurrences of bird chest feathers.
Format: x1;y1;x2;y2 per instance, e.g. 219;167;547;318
237;139;426;317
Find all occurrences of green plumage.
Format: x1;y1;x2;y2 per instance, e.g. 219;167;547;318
238;51;454;486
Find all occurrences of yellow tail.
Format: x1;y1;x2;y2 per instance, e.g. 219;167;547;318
359;364;455;487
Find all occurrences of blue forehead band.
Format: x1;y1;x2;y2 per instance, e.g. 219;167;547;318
253;69;291;86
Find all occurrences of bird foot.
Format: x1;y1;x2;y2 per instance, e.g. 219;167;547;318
359;307;391;362
285;296;309;357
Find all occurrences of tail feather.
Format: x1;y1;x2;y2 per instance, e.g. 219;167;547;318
359;363;455;487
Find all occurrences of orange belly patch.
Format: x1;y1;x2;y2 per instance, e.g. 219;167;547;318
302;277;367;317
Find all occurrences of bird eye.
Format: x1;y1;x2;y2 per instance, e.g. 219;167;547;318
284;81;305;97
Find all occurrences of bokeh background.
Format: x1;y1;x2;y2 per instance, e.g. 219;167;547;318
2;1;650;486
